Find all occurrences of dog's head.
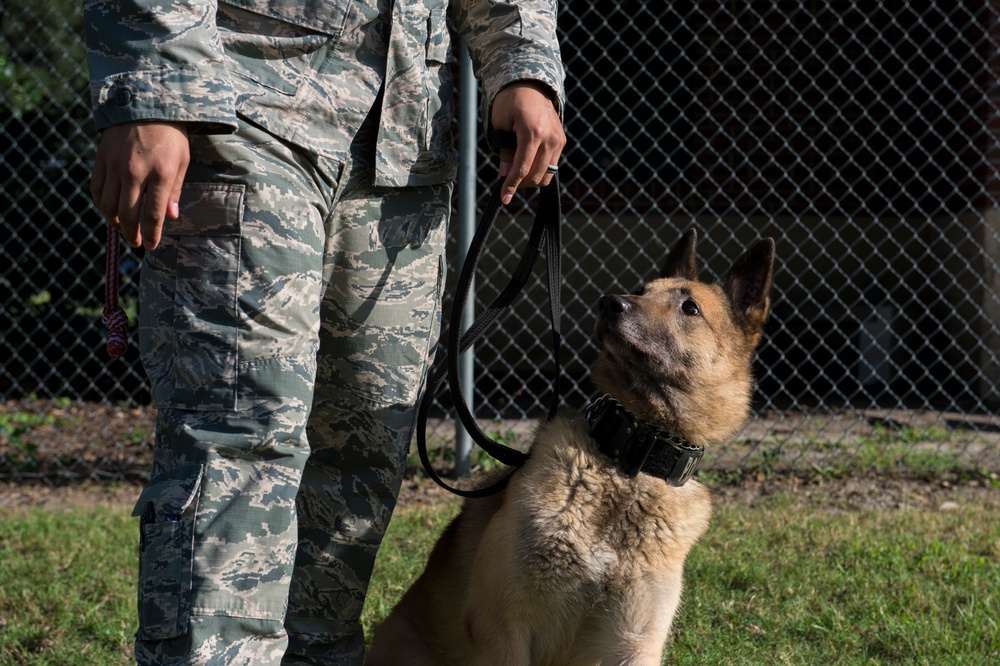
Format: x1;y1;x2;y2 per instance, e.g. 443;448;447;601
592;229;775;445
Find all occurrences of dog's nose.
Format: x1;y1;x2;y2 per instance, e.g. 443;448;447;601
598;295;631;317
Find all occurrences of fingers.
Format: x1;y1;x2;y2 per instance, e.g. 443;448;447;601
165;170;185;220
499;150;514;180
141;154;189;250
91;142;121;231
491;82;566;205
90;122;190;251
94;165;141;246
138;174;169;251
500;131;563;204
116;178;144;248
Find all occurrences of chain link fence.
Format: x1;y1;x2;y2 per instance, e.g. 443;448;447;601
2;1;999;484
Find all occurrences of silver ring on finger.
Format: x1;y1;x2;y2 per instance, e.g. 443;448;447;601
546;164;559;174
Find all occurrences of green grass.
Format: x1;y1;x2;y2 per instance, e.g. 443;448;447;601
1;493;997;665
668;497;1000;665
710;425;992;486
0;507;136;665
362;503;461;627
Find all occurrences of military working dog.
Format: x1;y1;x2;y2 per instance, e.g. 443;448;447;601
367;230;775;666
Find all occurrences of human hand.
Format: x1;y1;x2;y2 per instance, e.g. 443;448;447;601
490;81;566;205
91;122;190;251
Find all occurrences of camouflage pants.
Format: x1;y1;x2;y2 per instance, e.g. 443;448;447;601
132;118;451;665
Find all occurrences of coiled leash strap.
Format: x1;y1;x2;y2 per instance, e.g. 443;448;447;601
103;224;128;359
416;131;562;498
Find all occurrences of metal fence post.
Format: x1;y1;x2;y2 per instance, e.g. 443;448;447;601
454;42;477;478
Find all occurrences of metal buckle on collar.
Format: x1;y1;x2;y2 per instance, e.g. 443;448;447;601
660;437;703;487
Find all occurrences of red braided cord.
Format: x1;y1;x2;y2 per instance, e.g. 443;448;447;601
103;222;128;358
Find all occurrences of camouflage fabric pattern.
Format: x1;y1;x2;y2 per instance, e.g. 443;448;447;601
132;463;205;641
85;0;565;187
135;116;450;665
285;119;450;664
83;0;239;133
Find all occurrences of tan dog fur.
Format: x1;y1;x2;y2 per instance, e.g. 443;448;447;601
367;230;775;666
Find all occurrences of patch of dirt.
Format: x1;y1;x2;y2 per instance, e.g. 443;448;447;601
1;400;997;513
3;473;996;517
708;474;1000;512
0;399;155;482
0;481;141;513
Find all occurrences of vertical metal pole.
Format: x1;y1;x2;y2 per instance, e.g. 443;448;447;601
455;42;477;478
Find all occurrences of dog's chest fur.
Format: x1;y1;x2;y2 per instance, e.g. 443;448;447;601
510;414;712;592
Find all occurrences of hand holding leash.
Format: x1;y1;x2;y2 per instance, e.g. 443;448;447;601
416;130;562;497
490;82;565;204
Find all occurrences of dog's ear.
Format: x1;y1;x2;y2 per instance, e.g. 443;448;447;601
721;238;775;341
660;228;698;280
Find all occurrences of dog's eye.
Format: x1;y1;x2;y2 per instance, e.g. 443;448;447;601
681;299;700;316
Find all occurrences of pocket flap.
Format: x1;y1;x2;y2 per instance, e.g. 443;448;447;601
165;183;245;237
131;464;205;517
426;9;451;64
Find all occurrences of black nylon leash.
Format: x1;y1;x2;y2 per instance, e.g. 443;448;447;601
415;131;562;498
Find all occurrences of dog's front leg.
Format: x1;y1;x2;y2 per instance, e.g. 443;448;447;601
465;608;532;666
462;509;535;666
365;609;436;666
572;573;682;666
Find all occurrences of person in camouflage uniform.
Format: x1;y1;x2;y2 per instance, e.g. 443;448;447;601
83;0;565;664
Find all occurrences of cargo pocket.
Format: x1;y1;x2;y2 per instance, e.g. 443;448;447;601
166;182;244;411
132;463;205;641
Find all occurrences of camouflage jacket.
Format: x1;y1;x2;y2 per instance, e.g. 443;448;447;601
84;0;564;187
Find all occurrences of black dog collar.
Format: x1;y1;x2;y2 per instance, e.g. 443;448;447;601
585;394;704;487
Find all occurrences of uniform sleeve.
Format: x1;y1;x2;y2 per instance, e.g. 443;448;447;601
83;0;238;133
450;0;566;128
